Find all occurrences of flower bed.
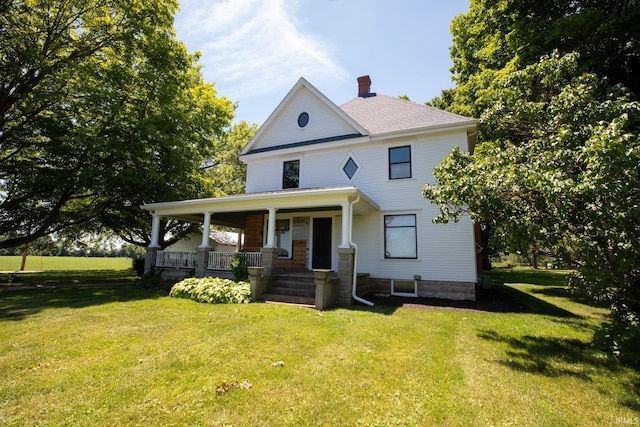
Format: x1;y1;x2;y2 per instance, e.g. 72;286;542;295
169;277;251;304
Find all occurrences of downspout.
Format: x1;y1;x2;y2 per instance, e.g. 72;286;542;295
348;196;374;307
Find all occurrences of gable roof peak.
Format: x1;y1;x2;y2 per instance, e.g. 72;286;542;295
240;77;368;156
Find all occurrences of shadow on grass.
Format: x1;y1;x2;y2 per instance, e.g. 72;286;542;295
494;284;579;318
357;284;577;317
0;284;160;322
0;270;137;286
477;329;618;380
622;379;640;411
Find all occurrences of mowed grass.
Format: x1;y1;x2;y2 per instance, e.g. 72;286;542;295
0;269;639;426
0;256;137;287
0;255;132;272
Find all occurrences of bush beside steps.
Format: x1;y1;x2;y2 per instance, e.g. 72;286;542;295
170;277;251;304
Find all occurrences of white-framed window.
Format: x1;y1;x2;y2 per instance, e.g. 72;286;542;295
344;158;360;181
339;152;361;181
384;214;417;259
389;145;411;179
391;279;417;297
283;159;300;189
275;218;292;258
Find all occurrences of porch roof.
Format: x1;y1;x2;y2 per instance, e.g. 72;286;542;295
141;186;380;226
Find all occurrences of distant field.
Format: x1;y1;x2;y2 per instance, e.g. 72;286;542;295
0;256;132;272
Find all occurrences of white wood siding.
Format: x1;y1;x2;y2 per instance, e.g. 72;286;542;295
244;129;477;282
245;157;283;193
250;89;357;152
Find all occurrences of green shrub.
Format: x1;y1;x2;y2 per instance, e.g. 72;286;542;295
170;277;251;304
229;252;248;281
135;269;174;294
132;257;145;277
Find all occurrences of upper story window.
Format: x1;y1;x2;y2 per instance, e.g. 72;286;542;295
297;112;309;127
343;157;358;180
283;160;300;189
389;145;412;179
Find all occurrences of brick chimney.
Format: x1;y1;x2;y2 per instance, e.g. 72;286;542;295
357;75;372;97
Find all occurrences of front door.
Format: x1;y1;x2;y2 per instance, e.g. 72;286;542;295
312;217;332;269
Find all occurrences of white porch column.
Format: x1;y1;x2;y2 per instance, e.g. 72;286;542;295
339;202;351;248
199;212;213;248
236;228;243;251
149;213;161;248
266;207;277;248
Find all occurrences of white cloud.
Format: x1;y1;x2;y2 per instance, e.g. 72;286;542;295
175;0;346;101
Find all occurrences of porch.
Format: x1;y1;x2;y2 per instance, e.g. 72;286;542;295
141;187;380;307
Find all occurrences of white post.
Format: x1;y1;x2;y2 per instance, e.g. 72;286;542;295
340;202;351;248
236;228;243;251
149;214;161;248
199;212;212;248
266;207;277;248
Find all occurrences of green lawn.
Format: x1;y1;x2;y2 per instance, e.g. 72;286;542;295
0;255;132;272
0;268;638;426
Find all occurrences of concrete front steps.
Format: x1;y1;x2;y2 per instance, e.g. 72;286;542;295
260;271;339;306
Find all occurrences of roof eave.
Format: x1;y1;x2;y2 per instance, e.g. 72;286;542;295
141;186;380;217
369;120;479;143
240;135;371;161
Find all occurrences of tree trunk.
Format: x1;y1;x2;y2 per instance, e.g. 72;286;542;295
20;248;28;271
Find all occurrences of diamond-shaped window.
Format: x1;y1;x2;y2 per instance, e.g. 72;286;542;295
343;157;358;179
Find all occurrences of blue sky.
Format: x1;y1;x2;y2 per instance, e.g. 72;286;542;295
174;0;470;125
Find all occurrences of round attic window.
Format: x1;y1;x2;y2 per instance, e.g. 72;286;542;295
297;112;309;127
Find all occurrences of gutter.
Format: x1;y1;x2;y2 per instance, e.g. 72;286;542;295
348;196;374;307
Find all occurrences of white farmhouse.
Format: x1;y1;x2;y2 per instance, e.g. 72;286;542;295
142;76;480;306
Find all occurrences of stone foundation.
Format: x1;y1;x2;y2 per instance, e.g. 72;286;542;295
144;247;159;274
369;278;476;301
248;267;268;301
158;269;192;281
260;247;279;277
314;269;337;310
195;248;208;277
337;248;355;306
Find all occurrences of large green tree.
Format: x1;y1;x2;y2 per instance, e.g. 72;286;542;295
431;0;640;116
426;1;640;364
0;0;235;249
112;120;257;249
425;53;640;363
203;120;258;197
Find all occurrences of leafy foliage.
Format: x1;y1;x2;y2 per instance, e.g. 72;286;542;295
426;3;640;362
170;277;251;304
229;252;249;282
424;52;640;365
441;0;640;116
0;0;235;249
132;257;145;277
203;121;258;197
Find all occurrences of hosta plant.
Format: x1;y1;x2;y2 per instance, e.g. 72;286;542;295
170;277;251;304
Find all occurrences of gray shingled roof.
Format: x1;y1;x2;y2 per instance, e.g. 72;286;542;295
340;94;474;135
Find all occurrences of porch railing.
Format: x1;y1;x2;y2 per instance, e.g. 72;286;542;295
155;251;197;269
154;251;262;271
208;252;262;270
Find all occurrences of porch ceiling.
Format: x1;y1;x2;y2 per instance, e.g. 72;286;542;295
141;186;379;222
